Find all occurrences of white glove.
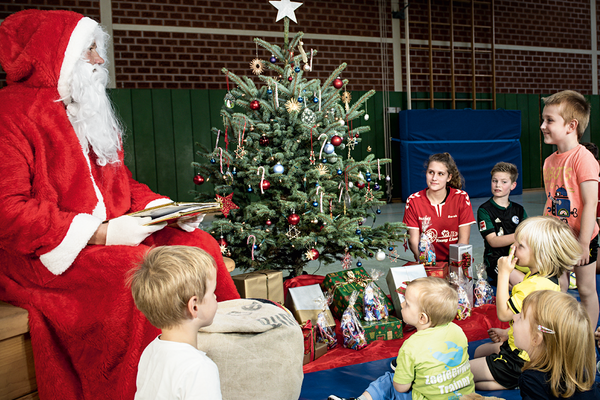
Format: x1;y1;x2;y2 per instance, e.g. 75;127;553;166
106;215;167;246
176;214;205;232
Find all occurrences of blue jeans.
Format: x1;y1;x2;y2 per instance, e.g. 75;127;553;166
365;372;412;400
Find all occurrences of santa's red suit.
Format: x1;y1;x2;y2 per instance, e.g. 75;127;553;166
0;9;239;399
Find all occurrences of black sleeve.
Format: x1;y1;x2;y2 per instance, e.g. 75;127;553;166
519;370;550;400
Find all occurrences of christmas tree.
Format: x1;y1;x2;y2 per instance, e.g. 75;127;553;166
193;5;406;277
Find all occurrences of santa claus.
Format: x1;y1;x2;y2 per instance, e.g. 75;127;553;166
0;9;239;399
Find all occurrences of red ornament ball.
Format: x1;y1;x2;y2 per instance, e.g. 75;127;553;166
217;237;227;247
259;136;270;146
333;78;343;89
288;76;293;82
310;248;320;260
355;133;360;138
356;181;366;189
330;135;343;146
193;174;205;185
250;100;260;110
266;219;272;226
261;179;271;191
288;213;300;225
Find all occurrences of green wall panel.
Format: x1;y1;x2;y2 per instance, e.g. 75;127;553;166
109;89;600;202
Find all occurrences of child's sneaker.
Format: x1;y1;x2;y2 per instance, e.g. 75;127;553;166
328;396;356;400
568;272;577;289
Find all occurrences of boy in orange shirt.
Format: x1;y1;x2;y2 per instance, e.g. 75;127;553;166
541;90;599;328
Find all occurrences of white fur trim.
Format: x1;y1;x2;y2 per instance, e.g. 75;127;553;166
81;151;107;221
145;198;173;209
39;214;103;275
57;17;98;102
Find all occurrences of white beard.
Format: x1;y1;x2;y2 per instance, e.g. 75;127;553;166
67;59;122;166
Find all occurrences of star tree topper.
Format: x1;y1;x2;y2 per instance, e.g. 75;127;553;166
269;0;303;23
215;193;239;217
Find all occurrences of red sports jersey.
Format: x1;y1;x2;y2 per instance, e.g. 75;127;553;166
403;188;475;262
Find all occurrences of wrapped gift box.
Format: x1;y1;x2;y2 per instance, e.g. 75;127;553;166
450;244;473;279
386;264;428;318
285;284;336;327
301;321;328;365
424;261;448;279
323;267;394;320
232;270;284;304
303;342;327;365
360;315;403;343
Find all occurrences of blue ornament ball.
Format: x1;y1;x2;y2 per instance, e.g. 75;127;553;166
273;163;285;174
323;143;335;154
270;56;277;63
357;261;362;267
359;237;364;242
247;186;253;192
313;97;319;103
232;169;237;176
294;66;300;73
312;201;319;207
388;246;394;251
337;169;343;175
376;208;382;214
365;172;371;178
349;245;353;249
253;244;258;250
267;88;273;94
321;158;327;163
366;177;371;182
374;183;381;191
356;229;362;235
210;158;216;164
298;97;303;103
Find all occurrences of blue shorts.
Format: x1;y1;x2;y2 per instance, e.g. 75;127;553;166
365;372;412;400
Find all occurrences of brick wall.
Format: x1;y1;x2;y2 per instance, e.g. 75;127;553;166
0;0;599;95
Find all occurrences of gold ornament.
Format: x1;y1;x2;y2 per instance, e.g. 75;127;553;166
367;146;372;152
250;59;264;75
286;225;300;240
316;164;329;175
285;98;301;113
341;91;352;103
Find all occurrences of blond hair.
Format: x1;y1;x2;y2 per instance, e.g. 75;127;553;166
542;90;590;140
406;277;457;327
490;162;519;183
425;152;464;190
514;216;581;278
521;290;595;397
129;246;216;329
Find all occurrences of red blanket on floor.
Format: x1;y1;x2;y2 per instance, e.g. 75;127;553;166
286;275;510;374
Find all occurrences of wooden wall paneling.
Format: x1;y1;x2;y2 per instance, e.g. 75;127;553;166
151;89;178;201
109;89;136;178
191;90;217;197
170;90;195;202
516;94;532;189
131;90;159;193
525;94;542;189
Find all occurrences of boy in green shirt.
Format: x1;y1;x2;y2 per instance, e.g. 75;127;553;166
328;277;474;400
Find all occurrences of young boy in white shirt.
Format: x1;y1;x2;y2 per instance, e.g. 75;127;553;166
130;245;222;400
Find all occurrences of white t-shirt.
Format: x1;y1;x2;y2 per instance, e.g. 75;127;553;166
135;336;222;400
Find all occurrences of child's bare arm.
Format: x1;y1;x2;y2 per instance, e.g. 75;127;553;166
458;224;471;245
484;232;515;248
578;180;598;266
496;246;517;321
407;228;420;261
393;381;412;393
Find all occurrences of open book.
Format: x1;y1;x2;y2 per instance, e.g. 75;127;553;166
127;201;222;225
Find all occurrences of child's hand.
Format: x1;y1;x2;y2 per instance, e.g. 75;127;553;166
498;245;518;275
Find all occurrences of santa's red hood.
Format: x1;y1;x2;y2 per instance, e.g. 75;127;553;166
0;9;98;99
